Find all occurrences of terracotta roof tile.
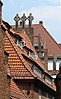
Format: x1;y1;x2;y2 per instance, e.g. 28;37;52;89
2;21;56;92
11;23;61;56
9;28;35;52
32;24;61;56
10;80;26;99
5;31;36;79
9;27;48;72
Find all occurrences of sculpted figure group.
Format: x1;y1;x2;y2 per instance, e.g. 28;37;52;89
14;13;34;30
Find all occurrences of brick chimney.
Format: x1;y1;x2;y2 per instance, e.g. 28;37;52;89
39;21;43;25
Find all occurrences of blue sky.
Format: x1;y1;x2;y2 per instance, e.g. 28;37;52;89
2;0;61;43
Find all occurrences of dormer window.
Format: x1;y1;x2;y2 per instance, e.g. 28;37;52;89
45;76;52;85
28;51;35;59
38;52;44;58
15;39;25;49
32;65;42;78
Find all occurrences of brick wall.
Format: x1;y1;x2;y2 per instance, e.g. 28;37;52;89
15;80;55;99
0;1;10;98
15;81;35;99
25;27;34;45
0;28;10;99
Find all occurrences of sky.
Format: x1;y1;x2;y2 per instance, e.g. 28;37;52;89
2;0;61;43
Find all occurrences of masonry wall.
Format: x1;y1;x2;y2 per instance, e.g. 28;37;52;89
0;28;10;99
15;81;35;99
15;80;55;99
25;27;34;45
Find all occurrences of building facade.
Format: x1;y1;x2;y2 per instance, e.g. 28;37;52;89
0;1;59;98
2;19;56;98
0;0;10;99
13;13;61;78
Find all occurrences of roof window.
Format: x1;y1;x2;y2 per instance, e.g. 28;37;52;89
28;51;36;59
45;75;52;85
32;65;42;78
15;39;25;49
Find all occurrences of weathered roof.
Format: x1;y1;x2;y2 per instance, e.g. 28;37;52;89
32;23;61;56
2;21;56;91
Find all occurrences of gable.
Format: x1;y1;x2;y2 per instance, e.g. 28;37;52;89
5;31;35;79
33;24;61;56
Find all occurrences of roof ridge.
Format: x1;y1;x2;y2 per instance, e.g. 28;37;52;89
22;30;36;52
13;30;48;73
41;24;61;50
6;30;36;78
7;28;51;78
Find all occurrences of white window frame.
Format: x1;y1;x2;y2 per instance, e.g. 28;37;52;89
48;60;53;70
56;60;61;70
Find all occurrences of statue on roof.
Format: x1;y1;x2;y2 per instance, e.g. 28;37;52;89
53;54;57;70
14;14;20;30
28;13;34;28
38;34;43;50
21;13;27;29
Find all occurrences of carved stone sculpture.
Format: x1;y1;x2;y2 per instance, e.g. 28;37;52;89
14;14;20;30
28;13;34;28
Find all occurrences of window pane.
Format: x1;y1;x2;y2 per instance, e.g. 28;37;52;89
45;76;52;85
48;60;53;70
56;60;61;70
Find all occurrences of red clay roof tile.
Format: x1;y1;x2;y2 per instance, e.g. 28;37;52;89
2;21;56;91
10;80;26;99
32;24;61;56
5;31;36;79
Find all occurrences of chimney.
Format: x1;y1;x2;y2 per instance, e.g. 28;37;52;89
39;21;43;25
53;55;57;70
55;64;61;99
0;0;3;27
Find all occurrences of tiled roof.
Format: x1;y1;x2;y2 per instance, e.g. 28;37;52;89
32;23;61;56
5;31;36;79
10;27;52;77
16;30;35;52
10;80;26;99
2;21;56;91
9;28;48;72
11;23;61;57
